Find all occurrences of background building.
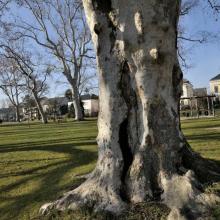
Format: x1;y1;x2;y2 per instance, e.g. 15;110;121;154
181;79;194;106
68;94;99;117
210;74;220;97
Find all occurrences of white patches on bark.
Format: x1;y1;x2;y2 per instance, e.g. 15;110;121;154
134;11;143;34
149;48;159;60
40;203;54;215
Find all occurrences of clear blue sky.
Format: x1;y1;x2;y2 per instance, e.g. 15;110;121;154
179;2;220;90
1;2;220;106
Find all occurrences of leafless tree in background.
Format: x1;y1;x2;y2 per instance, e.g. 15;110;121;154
178;0;217;69
0;43;49;123
0;0;10;14
0;58;24;122
14;0;95;121
208;0;220;12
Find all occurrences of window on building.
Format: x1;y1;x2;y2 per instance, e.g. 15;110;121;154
214;86;219;93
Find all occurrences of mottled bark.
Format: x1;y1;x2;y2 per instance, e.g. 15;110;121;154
32;91;48;124
40;0;220;219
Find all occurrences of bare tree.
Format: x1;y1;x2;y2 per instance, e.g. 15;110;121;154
208;0;220;12
177;0;215;69
13;0;96;121
22;94;38;121
180;0;198;16
0;0;10;14
40;1;220;219
0;58;24;122
0;43;49;124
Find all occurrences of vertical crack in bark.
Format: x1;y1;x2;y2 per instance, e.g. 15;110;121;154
172;63;183;130
172;64;183;101
119;118;133;183
119;60;134;187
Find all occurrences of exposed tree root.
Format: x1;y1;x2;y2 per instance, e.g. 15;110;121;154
40;173;127;216
40;165;220;220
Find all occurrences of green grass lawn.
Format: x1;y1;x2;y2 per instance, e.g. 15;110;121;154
0;117;220;219
181;117;220;161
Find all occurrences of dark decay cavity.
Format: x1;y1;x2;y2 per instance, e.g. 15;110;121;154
172;64;183;100
92;0;112;14
94;23;102;35
119;118;133;183
119;61;134;183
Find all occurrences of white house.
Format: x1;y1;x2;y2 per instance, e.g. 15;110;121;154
210;74;220;97
68;94;99;117
180;79;194;106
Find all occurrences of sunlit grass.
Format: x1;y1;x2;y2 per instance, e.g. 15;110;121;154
182;117;220;161
0;117;220;219
0;119;97;220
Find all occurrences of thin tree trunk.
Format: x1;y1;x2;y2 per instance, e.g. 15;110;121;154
71;85;83;121
15;84;21;122
15;105;21;122
66;73;84;121
40;1;220;219
32;91;48;124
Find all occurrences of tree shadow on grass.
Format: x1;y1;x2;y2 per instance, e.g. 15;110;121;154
0;137;97;153
0;142;97;220
183;134;220;186
186;133;220;143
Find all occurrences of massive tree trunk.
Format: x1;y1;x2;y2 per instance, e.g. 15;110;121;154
40;1;220;219
32;91;48;124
